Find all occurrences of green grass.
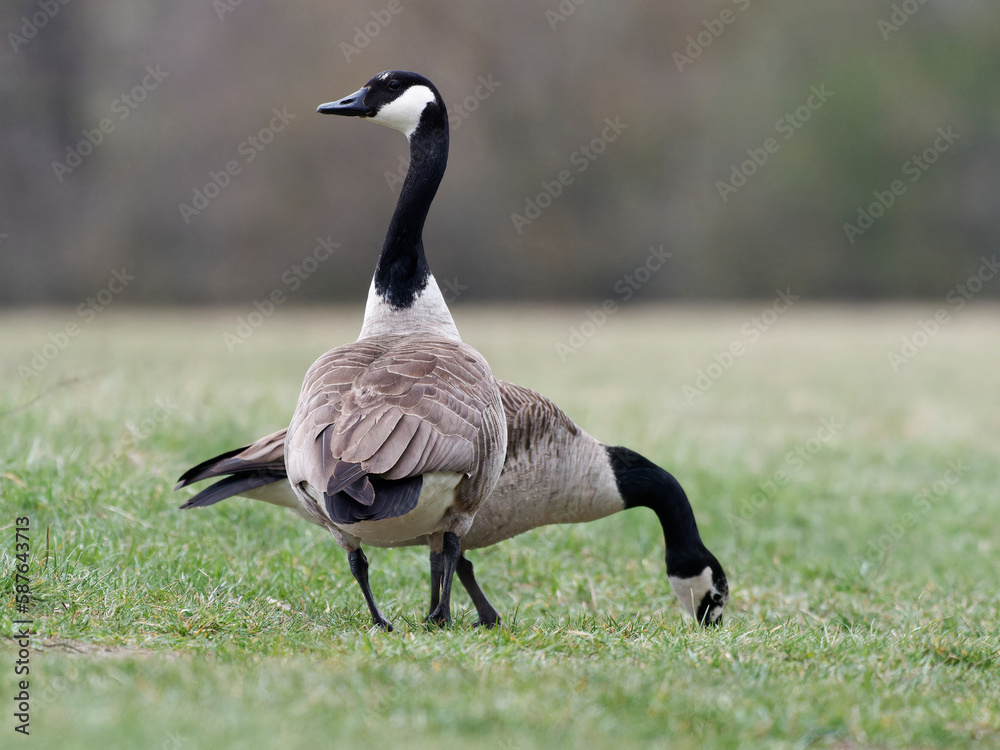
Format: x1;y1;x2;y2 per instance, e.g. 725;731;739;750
2;305;999;749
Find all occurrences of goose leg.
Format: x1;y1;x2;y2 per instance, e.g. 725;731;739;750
428;550;444;617
348;547;393;632
456;554;501;628
426;532;461;627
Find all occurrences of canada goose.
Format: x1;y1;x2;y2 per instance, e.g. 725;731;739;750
280;71;507;630
178;381;730;626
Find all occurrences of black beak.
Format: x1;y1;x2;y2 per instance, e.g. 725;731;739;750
317;86;371;116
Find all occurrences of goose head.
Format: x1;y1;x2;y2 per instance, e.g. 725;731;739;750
317;70;445;140
666;548;729;627
606;445;730;626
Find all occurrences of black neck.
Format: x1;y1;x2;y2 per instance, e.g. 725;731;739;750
373;112;448;309
606;446;708;574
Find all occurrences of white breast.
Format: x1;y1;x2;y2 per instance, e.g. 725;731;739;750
358;275;461;341
242;480;321;526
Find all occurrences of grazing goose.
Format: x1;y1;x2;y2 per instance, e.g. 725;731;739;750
282;71;506;630
178;381;730;626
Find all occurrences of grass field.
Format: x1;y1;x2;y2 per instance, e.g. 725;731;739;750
2;304;999;749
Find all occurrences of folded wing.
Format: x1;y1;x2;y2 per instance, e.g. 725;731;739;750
287;336;503;525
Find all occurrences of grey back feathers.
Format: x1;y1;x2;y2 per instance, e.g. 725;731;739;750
285;335;507;533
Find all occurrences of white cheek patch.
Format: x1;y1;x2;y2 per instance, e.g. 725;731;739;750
668;565;717;621
371;85;436;139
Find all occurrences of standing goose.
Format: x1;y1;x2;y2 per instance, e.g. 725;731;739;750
178;381;730;627
282;71;507;630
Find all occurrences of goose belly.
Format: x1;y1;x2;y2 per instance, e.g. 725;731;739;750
242;481;322;526
243;480;301;511
337;471;463;546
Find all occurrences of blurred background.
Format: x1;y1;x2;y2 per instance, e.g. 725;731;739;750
1;0;998;306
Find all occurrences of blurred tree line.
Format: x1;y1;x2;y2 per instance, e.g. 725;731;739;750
1;0;998;305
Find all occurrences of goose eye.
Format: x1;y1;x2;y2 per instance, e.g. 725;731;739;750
388;80;401;91
712;592;723;603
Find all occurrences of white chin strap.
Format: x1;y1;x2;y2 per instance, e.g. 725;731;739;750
371;85;437;139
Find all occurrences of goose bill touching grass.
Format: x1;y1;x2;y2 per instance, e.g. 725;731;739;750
178;382;730;627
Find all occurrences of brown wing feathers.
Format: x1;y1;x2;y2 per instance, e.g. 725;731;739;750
176;429;287;487
292;336;496;525
175;429;289;509
499;381;579;458
321;427;375;504
178;380;559;515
